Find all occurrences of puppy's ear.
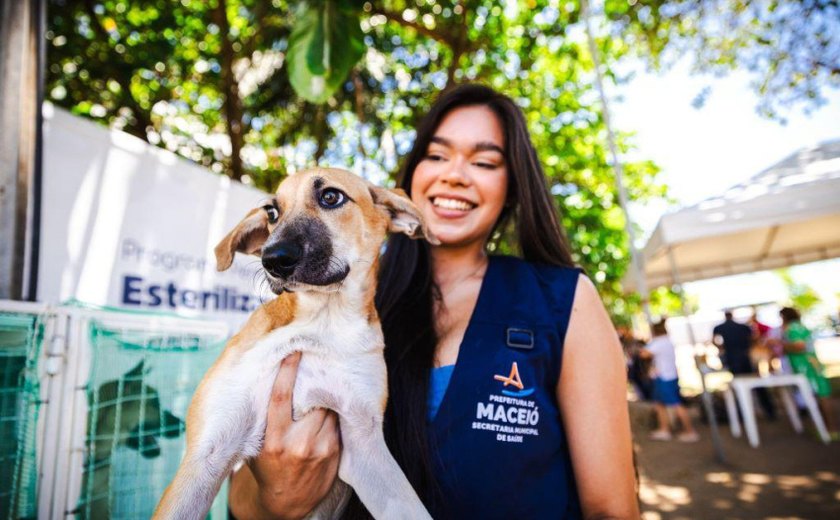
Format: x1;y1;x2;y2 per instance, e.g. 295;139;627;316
214;208;270;271
369;186;440;245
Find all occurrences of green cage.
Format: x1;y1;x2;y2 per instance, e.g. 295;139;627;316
0;302;233;518
71;317;228;519
0;311;42;520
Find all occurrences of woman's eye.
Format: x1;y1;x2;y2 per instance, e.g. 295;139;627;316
263;205;279;223
424;154;445;162
475;162;498;169
319;188;347;209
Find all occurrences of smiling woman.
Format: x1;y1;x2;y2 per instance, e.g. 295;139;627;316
228;85;639;520
361;84;639;519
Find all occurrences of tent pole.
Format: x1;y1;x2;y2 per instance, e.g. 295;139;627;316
667;247;726;463
581;0;652;325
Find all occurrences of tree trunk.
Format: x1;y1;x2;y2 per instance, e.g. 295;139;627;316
213;0;245;181
313;105;327;164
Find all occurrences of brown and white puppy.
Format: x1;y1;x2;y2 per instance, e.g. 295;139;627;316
153;168;434;520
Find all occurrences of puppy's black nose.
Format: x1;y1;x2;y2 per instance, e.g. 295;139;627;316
262;242;303;277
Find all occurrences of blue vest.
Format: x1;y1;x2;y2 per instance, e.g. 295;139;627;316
428;256;582;519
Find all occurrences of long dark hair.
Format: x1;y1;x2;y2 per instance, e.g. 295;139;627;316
779;306;801;325
343;84;574;517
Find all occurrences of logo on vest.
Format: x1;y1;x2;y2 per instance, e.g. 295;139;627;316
471;361;541;444
493;361;535;397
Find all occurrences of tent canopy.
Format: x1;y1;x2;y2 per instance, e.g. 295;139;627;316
627;140;840;291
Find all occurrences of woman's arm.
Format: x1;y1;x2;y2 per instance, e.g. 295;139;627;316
228;352;341;520
782;340;807;353
557;275;640;519
782;337;807;354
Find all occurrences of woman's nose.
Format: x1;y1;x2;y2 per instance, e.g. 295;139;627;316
440;157;470;186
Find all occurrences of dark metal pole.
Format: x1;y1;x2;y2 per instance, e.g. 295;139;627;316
28;0;46;302
0;0;43;301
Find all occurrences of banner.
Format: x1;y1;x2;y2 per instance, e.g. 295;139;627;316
39;105;272;328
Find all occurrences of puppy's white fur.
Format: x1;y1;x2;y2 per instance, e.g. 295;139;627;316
153;169;433;520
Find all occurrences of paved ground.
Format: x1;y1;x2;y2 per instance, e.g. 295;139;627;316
632;376;840;520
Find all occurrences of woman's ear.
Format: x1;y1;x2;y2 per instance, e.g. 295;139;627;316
214;208;270;271
368;185;440;245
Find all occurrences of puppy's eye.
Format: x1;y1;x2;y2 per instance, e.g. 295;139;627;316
319;188;347;209
263;205;279;224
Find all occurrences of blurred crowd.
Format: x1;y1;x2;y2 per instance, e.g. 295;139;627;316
620;306;839;441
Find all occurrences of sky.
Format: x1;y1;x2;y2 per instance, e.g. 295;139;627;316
609;61;840;323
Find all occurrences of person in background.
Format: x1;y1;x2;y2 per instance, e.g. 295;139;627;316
829;306;840;336
619;325;653;401
779;307;838;439
713;310;777;420
765;323;790;375
748;309;773;375
639;321;699;442
748;309;771;339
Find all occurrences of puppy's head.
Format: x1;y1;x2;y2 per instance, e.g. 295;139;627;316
215;168;436;294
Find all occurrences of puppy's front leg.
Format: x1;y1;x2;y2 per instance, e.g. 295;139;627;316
154;359;266;520
155;332;303;520
154;446;236;520
338;418;432;520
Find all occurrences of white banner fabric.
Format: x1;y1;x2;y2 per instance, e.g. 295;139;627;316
39;105;272;329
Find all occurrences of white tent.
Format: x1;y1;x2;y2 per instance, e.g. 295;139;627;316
627;140;840;291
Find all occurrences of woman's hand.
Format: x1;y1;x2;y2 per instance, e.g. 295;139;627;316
228;352;341;520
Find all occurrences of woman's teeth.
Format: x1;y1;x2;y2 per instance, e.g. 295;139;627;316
432;197;475;211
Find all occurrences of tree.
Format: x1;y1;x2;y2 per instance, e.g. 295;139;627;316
605;0;840;119
47;0;669;320
47;0;296;181
776;268;822;315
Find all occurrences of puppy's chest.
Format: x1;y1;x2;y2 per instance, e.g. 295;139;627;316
286;317;386;417
292;351;385;418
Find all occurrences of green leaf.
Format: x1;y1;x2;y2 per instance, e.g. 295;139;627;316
287;0;365;104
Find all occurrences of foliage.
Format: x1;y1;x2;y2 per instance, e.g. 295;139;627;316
45;0;676;321
606;0;840;120
287;1;366;103
775;268;822;315
647;285;699;318
47;0;296;181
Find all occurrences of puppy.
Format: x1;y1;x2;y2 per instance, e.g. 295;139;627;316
153;168;434;520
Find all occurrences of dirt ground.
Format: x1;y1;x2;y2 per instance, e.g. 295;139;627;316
632;388;840;519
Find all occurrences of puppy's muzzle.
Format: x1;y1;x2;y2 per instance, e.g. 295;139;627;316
262;242;303;278
260;216;349;291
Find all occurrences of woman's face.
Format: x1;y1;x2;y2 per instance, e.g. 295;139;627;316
410;105;508;249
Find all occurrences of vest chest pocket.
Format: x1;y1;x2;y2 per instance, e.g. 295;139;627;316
506;327;534;349
488;325;559;395
449;321;560;445
469;328;560;447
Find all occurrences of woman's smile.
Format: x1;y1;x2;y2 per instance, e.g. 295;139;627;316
410;105;508;249
428;195;479;219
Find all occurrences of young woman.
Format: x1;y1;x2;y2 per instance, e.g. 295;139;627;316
640;321;699;442
228;85;638;519
779;307;837;437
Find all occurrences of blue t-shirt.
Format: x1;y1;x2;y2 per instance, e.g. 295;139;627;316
427;365;455;420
